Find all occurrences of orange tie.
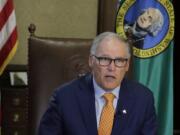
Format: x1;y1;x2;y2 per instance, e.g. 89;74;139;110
98;93;115;135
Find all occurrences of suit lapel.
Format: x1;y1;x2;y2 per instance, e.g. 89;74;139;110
112;79;135;135
75;74;97;135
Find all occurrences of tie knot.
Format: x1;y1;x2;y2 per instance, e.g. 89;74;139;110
103;93;115;103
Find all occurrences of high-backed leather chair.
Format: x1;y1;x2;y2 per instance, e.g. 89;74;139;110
28;24;92;135
28;24;133;135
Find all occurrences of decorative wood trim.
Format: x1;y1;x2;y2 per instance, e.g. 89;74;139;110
97;0;118;34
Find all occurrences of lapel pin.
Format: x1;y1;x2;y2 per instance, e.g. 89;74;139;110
122;109;127;114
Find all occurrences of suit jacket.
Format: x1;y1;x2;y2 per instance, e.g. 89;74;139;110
38;74;158;135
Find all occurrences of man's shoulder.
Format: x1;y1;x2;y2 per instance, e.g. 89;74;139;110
123;79;153;97
54;73;91;95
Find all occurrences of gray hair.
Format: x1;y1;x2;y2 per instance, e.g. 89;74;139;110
145;8;164;36
90;32;131;58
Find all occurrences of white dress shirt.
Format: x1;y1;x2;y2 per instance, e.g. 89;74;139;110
93;78;120;128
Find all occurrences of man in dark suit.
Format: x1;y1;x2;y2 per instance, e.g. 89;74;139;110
38;32;157;135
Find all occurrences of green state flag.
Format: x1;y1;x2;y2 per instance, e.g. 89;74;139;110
116;0;174;135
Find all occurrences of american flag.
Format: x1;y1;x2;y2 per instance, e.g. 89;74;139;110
0;0;18;75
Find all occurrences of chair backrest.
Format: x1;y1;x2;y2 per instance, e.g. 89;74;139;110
28;24;92;135
28;24;133;135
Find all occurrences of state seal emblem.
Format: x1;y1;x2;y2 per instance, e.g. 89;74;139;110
116;0;174;58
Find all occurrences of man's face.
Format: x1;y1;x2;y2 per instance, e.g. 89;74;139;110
137;8;156;29
89;38;130;91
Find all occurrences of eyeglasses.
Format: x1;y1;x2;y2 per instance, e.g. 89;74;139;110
92;55;128;68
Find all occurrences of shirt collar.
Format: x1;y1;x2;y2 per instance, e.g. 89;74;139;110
93;77;120;99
